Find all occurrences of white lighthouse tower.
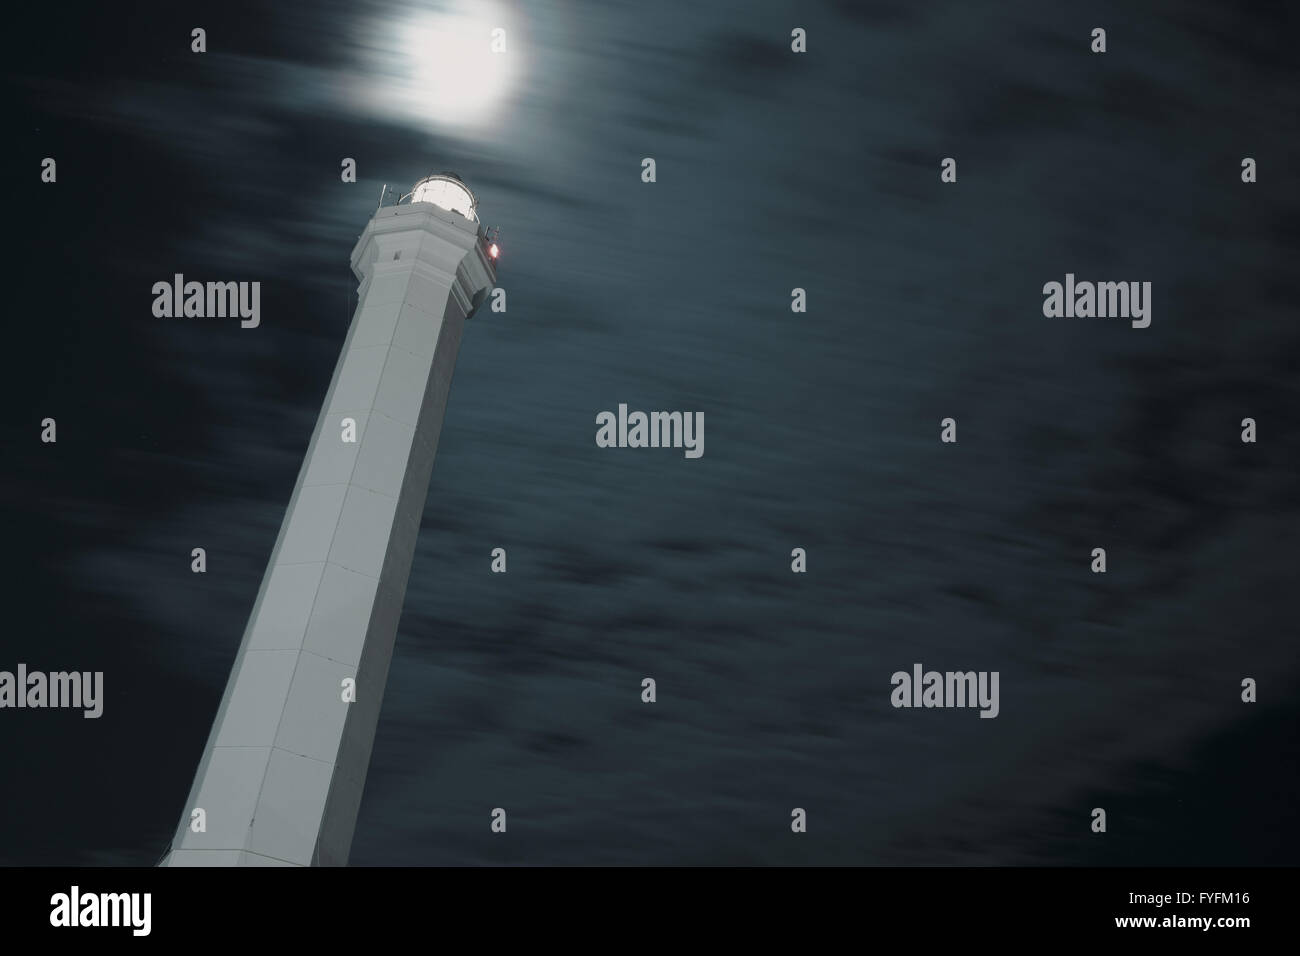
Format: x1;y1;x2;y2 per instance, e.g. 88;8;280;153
161;174;499;866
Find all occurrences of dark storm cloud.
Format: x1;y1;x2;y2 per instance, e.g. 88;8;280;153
3;0;1298;866
823;0;924;28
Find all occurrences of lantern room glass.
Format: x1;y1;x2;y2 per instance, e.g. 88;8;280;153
410;176;478;221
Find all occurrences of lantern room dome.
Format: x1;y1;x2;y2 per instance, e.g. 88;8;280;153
409;173;478;222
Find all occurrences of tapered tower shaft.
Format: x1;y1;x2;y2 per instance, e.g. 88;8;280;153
163;182;496;866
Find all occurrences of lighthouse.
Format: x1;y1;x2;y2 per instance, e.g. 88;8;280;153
161;174;498;866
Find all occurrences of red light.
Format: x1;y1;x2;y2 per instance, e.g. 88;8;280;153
488;243;499;259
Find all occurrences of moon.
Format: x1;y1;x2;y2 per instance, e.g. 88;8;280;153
360;1;519;135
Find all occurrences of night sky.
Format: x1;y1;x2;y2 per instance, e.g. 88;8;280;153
4;0;1299;865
